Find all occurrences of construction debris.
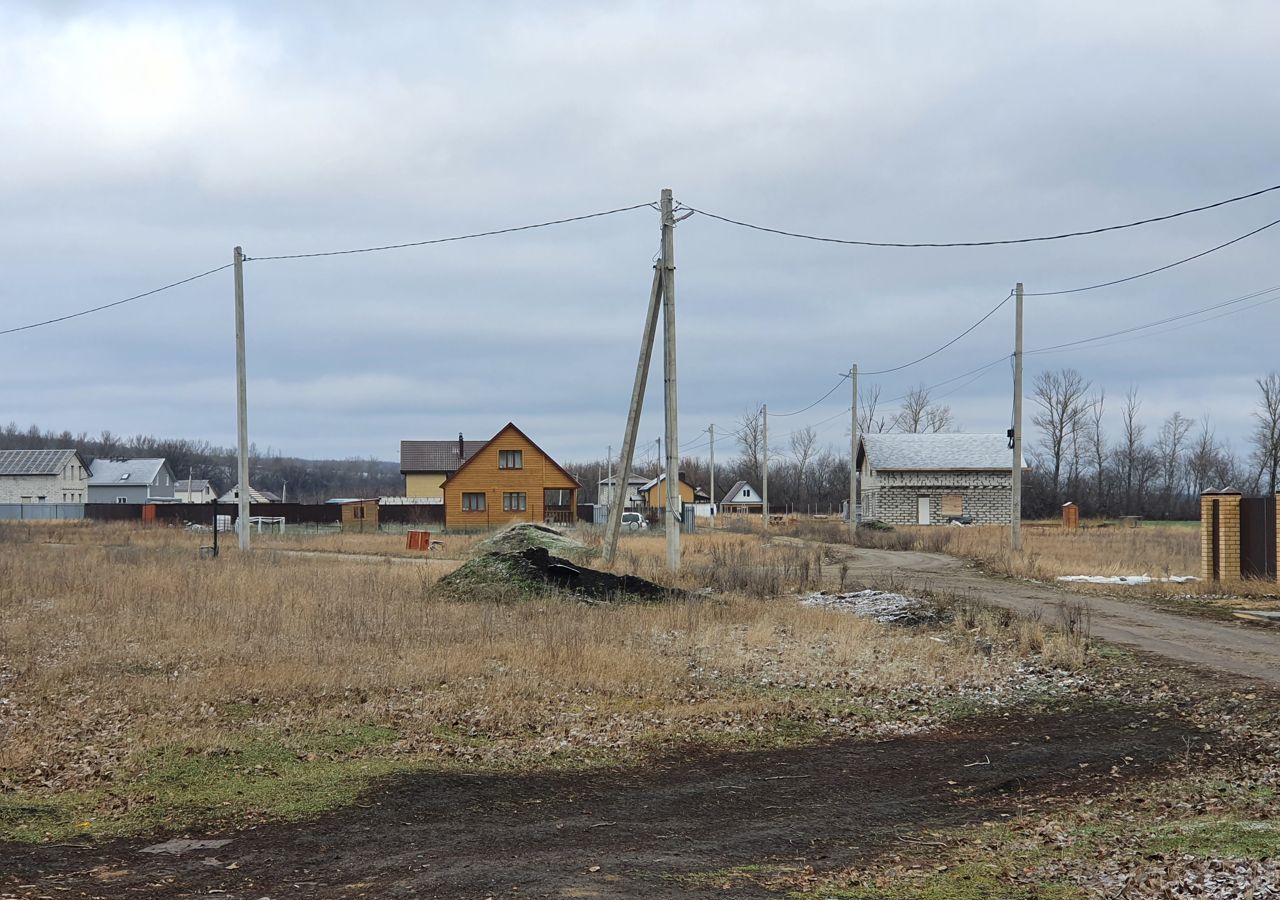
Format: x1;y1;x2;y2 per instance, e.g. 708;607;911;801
474;523;596;560
437;547;674;603
800;589;945;626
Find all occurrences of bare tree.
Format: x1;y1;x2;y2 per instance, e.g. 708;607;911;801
1186;416;1223;498
1086;391;1107;515
1117;386;1145;514
735;406;764;487
1031;368;1092;507
789;425;818;506
858;384;888;434
1251;372;1280;494
892;383;954;433
1155;411;1192;518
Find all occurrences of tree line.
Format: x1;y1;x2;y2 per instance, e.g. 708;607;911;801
567;370;1280;520
0;423;402;503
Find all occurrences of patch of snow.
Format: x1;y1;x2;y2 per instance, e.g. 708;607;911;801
1056;574;1200;584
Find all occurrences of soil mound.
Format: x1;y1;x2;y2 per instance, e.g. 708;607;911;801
437;547;675;603
474;523;595;560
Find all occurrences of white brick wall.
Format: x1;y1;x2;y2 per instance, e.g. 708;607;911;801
862;470;1014;525
0;462;89;504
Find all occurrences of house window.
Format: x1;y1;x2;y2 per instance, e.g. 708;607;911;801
545;488;571;507
942;494;963;517
498;450;523;469
116;497;128;504
502;492;527;512
462;492;486;511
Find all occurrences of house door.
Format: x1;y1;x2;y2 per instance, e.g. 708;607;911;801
917;497;932;525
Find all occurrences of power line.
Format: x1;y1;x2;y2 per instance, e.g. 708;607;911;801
1026;216;1280;296
862;290;1013;376
246;202;655;261
1027;284;1280;355
0;263;234;337
770;375;849;417
680;182;1280;248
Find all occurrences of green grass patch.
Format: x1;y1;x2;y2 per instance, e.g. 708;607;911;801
1145;819;1280;858
0;725;403;844
807;863;1085;899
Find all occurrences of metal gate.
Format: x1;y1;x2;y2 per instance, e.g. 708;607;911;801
1240;495;1277;579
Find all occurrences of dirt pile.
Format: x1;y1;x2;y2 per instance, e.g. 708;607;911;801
474;523;596;560
437;547;675;603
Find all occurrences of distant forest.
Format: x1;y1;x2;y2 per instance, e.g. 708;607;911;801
0;423;402;503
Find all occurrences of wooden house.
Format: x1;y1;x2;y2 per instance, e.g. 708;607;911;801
441;423;579;528
639;473;697;511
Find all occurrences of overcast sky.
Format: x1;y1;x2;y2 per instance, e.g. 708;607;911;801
3;1;1278;468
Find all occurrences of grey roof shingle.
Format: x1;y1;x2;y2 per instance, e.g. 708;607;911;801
0;448;82;477
88;458;169;485
400;439;487;473
174;479;212;492
860;433;1024;471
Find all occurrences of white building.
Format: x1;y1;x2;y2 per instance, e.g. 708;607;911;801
218;484;282;504
173;479;218;503
0;449;91;504
598;472;649;510
858;433;1026;525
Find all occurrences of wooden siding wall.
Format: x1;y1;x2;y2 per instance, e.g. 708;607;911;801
443;428;577;528
643;480;695;508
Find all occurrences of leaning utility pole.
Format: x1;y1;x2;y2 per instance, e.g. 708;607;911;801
606;444;612;511
660;188;681;571
708;424;715;528
602;263;662;564
1011;282;1024;551
233;246;251;552
849;363;859;534
761;404;769;530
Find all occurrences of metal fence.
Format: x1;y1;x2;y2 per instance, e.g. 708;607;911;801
0;503;85;521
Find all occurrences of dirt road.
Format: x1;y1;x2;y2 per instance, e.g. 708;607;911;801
828;544;1280;686
3;706;1191;899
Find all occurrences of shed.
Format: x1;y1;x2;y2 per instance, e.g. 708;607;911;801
340;499;380;532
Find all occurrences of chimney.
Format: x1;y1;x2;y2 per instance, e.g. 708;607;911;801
458;432;464;459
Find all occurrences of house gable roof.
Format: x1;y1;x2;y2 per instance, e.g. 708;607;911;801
858;433;1025;471
174;479;212;492
720;480;762;505
598;473;648;486
218;484;282;503
89;458;170;486
0;448;87;477
400;439;487;474
441;422;581;487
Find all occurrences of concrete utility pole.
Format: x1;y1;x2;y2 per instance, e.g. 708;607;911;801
607;444;612;511
233;246;251;552
1011;282;1024;551
602;264;663;564
661;188;681;572
849;363;859;534
761;404;769;530
708;424;715;528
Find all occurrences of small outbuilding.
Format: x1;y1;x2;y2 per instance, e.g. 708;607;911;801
858;433;1025;526
340;499;380;532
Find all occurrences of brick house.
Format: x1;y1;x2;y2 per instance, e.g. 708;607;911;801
0;449;91;504
441;423;578;528
857;433;1024;525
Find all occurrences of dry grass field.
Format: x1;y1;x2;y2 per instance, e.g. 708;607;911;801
1;521;1084;842
5;520;1280;898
